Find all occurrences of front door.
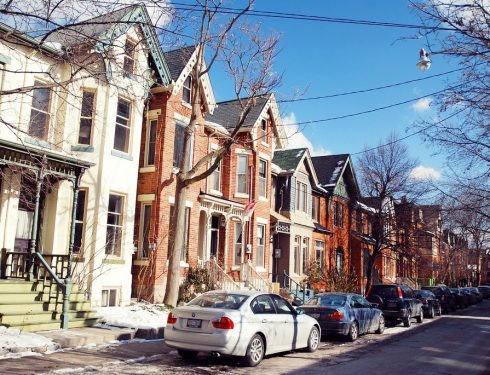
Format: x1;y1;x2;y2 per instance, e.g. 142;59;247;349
210;216;219;259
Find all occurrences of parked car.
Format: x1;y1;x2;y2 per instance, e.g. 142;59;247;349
300;293;385;341
461;287;478;305
366;284;424;327
466;287;483;303
477;286;490;299
414;289;442;318
164;290;320;367
450;288;469;309
421;285;456;313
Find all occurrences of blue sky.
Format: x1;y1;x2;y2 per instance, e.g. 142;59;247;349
204;1;460;181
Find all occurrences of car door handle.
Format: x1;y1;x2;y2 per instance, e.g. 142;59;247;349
262;319;268;323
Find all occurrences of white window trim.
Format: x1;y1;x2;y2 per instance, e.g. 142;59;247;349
236;154;249;196
113;97;133;154
137;193;156;202
144;118;158;167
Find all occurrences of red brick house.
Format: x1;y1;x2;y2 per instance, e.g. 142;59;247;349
132;45;286;302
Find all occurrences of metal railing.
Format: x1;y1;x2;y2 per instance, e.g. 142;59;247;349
241;261;273;292
206;257;241;291
282;270;313;305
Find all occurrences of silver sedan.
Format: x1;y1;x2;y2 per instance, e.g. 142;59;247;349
164;290;321;366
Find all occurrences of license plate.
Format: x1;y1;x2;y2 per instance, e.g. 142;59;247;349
187;319;202;328
310;313;320;319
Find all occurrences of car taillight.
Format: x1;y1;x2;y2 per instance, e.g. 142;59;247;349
167;312;177;324
326;311;344;321
421;298;428;305
397;287;403;298
212;317;234;330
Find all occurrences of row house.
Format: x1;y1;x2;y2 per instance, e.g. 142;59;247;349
0;3;172;329
132;45;287;302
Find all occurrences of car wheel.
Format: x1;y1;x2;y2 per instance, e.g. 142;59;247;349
243;334;265;367
178;349;198;361
375;315;385;334
403;311;412;327
347;322;359;342
305;326;320;352
416;309;424;323
438;306;442;316
428;306;435;319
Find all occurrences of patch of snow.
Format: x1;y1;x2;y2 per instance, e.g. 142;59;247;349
0;326;58;359
95;302;169;329
357;201;377;213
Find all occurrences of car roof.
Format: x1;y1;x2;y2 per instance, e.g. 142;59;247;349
202;290;269;297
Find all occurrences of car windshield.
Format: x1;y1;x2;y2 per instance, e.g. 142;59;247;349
415;290;432;298
187;293;248;309
370;286;399;299
305;295;347;307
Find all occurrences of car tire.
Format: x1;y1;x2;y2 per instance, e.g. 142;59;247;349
437;306;442;316
305;326;320;352
403;311;412;327
375;315;385;334
347;322;358;342
416;309;424;323
178;349;198;361
243;334;265;367
428;306;435;319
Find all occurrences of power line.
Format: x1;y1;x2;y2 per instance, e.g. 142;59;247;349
170;2;454;31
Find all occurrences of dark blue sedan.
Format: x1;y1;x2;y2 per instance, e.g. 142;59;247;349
300;293;385;341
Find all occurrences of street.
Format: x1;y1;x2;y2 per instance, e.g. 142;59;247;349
0;301;489;375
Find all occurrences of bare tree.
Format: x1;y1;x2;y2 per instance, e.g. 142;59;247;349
410;0;490;220
163;0;281;307
356;133;423;292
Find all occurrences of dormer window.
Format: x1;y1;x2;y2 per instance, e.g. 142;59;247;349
123;39;136;74
183;75;192;104
259;119;267;142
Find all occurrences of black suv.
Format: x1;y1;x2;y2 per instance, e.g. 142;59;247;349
421;285;456;313
366;284;424;327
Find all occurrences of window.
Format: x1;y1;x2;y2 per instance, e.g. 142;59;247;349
28;80;51;140
333;201;344;227
259;159;267;198
259;119;267;142
145;119;157;166
336;248;344;274
173;121;185;168
296;181;307;212
114;98;131;153
257;224;265;268
294;236;301;274
236;155;248;194
312;196;320;221
105;194;124;256
210;157;221;192
315;240;325;269
270;294;295;314
73;189;87;254
302;237;310;274
183;75;192;104
78;91;95;145
363;249;370;277
101;288;118;307
234;222;243;266
139;203;152;258
250;295;275;314
123;39;136;74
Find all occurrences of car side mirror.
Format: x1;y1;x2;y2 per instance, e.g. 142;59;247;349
295;308;305;315
370;303;379;308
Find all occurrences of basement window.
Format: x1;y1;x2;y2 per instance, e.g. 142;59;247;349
101;288;118;307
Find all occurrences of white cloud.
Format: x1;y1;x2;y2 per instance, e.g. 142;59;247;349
410;165;441;181
411;97;432;112
282;112;330;156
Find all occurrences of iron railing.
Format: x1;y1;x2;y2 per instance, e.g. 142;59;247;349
241;261;273;292
206;257;241;291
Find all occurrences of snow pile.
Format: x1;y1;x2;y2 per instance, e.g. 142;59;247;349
0;326;59;357
95;302;170;329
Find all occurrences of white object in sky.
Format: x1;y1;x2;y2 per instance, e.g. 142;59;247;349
416;48;432;71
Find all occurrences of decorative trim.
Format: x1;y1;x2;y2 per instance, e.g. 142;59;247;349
256;216;268;225
259;196;268;203
180;261;189;268
147;109;161;119
111;149;134;161
137;193;156;202
134;259;150;266
0;53;11;64
71;145;94;153
139;166;156;173
234;193;249;199
234;148;252;155
168;196;193;208
259;152;270;161
25;136;52;150
102;258;125;265
174;112;190;123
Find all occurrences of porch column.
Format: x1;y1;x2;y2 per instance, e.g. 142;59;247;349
27;169;43;282
223;216;230;269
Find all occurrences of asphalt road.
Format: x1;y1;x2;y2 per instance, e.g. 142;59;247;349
1;300;489;375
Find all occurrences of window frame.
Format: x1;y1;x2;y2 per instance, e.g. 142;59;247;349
336;248;344;274
258;158;267;198
294;235;301;274
334;201;344;228
73;189;88;255
233;222;243;266
28;79;51;140
236;154;248;195
315;240;325;269
295;180;307;212
101;288;119;307
123;39;136;75
77;90;96;145
256;223;266;268
183;75;192;104
144;119;157;166
312;195;320;221
138;203;152;259
210;157;221;193
105;193;125;256
113;97;132;153
302;237;310;274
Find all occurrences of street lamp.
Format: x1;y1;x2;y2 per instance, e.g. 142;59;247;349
416;48;431;71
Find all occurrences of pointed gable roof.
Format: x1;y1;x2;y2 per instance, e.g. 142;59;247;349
164;45;196;81
272;148;307;172
44;4;171;85
312;154;360;198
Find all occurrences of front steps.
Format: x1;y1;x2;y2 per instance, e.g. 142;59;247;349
0;280;99;332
